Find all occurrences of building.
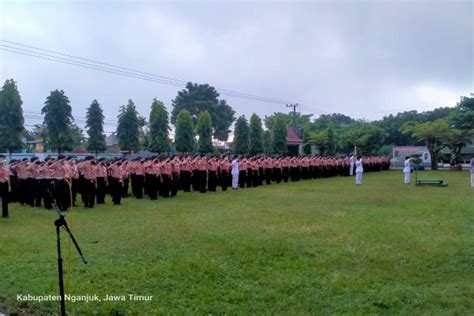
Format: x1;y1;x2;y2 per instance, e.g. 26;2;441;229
391;146;431;167
287;127;303;155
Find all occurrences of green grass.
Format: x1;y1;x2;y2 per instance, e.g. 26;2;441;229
1;171;473;315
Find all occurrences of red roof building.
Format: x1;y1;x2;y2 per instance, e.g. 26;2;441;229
287;127;303;145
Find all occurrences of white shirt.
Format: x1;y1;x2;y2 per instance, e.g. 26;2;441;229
403;159;411;173
355;160;363;173
231;159;239;175
349;156;355;166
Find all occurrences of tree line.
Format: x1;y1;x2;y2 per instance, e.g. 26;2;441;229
0;78;472;165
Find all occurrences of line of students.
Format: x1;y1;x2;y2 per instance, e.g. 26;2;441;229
0;154;390;218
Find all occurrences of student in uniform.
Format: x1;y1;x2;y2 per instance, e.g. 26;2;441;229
355;156;364;185
0;155;11;218
231;156;239;189
403;156;412;185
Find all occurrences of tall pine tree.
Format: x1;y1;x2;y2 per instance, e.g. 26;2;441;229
249;113;264;155
232;115;249;154
116;99;140;154
148;98;170;153
272;116;287;154
42;90;74;154
0;79;24;154
85;99;106;155
174;110;195;153
195;111;213;153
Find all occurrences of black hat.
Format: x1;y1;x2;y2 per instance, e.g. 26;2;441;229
58;154;66;160
0;154;6;159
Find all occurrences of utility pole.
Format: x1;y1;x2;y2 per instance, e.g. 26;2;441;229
286;103;299;128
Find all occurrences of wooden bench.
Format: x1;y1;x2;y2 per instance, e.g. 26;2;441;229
416;179;448;187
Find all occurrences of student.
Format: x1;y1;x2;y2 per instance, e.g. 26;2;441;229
470;157;474;188
355;156;363;185
403;156;412;184
349;155;355;176
0;154;11;218
231;156;239;189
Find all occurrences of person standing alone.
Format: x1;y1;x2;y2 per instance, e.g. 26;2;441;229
355;156;364;185
231;156;239;189
403;156;412;184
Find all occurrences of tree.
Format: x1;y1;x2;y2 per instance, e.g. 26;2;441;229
450;96;474;131
71;124;86;150
148;98;170;153
326;121;336;155
340;123;387;155
272;116;287;154
441;128;472;165
249;113;264;155
302;123;313;155
171;82;235;141
85;99;106;155
42;90;74;154
0;79;24;154
195;111;213;153
263;130;273;154
232;115;249;154
402;119;451;170
308;131;328;155
264;112;312;131
116;99;140;154
174;110;195;153
211;99;235;141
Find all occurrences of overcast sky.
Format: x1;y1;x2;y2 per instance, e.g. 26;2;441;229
0;0;472;134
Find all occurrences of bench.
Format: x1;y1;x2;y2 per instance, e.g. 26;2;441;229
416;179;448;187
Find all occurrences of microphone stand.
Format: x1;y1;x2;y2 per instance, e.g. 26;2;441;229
46;183;87;316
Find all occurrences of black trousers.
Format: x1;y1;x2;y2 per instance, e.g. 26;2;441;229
72;178;80;205
26;178;36;207
135;175;144;199
274;168;282;183
265;168;272;185
192;171;199;191
283;167;289;182
0;182;9;218
147;174;159;200
160;174;171;198
96;177;107;204
208;171;217;192
122;178;129;198
54;179;71;211
220;171;229;191
39;179;53;209
239;171;246;188
171;173;179;197
34;179;43;207
180;171;191;192
199;170;207;193
110;177;122;205
82;179;96;208
246;170;253;187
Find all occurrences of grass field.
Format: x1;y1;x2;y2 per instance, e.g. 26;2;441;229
1;170;473;315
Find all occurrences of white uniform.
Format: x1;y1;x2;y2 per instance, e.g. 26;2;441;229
355;159;363;185
403;158;411;184
349;156;355;176
470;158;474;188
231;159;239;189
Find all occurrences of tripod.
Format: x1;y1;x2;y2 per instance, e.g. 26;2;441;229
45;184;87;316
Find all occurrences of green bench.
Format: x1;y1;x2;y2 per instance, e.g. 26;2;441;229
416;179;448;187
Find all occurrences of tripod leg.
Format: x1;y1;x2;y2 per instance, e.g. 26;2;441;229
56;225;66;316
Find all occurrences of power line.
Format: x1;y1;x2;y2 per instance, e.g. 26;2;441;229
1;41;311;106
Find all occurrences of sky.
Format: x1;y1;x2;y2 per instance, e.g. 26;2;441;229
0;0;472;135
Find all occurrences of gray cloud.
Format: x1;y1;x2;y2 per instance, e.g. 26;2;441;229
1;0;472;133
